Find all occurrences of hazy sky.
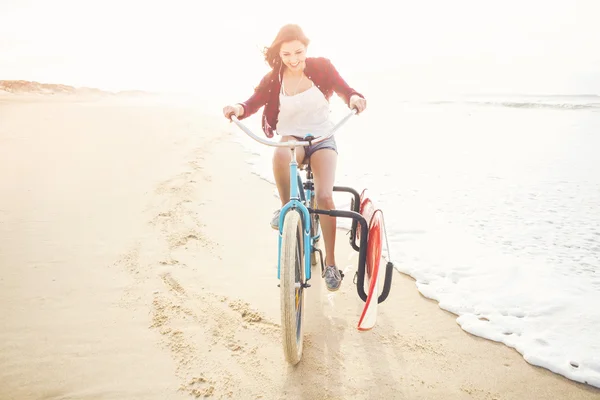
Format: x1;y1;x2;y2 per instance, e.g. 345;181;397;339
1;0;599;98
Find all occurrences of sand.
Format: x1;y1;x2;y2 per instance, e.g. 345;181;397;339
1;94;599;400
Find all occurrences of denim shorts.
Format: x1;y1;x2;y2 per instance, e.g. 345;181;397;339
292;135;338;162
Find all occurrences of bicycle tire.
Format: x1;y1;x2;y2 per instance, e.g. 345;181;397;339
280;209;306;364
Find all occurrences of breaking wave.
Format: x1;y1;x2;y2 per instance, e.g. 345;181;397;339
429;95;600;111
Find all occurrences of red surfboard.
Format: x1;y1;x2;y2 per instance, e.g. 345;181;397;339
356;189;383;331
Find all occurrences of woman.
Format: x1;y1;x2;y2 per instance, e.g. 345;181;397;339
223;24;367;292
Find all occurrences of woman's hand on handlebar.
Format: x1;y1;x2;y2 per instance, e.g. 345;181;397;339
349;94;367;114
223;104;244;120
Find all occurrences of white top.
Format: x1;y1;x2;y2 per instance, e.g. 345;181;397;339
276;79;335;138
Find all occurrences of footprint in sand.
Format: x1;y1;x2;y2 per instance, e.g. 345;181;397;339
160;272;186;295
183;376;216;398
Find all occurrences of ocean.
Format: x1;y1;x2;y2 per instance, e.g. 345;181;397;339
229;94;600;388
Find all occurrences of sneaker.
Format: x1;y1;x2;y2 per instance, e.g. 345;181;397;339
323;265;342;292
270;209;280;230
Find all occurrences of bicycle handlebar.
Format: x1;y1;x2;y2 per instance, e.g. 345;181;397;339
230;108;357;148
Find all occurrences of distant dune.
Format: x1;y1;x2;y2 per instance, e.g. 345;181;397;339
0;80;152;96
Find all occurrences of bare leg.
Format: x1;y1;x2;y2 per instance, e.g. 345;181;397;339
309;148;338;266
272;136;306;206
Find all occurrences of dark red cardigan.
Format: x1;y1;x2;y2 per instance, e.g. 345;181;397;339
237;57;364;138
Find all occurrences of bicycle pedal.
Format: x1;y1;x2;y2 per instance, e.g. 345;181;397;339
277;283;311;288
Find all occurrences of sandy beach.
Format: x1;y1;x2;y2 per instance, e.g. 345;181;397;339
1;94;599;400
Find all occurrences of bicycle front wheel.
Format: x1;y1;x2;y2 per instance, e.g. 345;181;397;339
280;209;306;365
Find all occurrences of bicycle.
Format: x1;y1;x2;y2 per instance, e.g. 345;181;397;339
230;110;394;365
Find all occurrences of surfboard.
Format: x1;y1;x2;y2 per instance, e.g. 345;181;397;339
356;189;383;331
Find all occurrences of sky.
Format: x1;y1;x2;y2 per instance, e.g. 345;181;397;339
1;0;599;99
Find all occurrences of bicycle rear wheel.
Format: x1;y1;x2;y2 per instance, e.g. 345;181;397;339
280;209;306;364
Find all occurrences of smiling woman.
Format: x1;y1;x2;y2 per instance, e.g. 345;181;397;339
222;23;366;293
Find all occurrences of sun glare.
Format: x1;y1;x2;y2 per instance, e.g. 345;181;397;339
1;0;600;96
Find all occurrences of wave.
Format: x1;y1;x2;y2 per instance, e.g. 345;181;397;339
428;99;600;110
482;101;600;110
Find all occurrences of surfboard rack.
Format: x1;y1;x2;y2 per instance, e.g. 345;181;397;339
308;186;395;331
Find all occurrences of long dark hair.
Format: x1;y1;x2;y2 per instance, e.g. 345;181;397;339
262;24;310;69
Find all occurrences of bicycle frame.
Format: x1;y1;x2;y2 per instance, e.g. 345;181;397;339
276;146;314;282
